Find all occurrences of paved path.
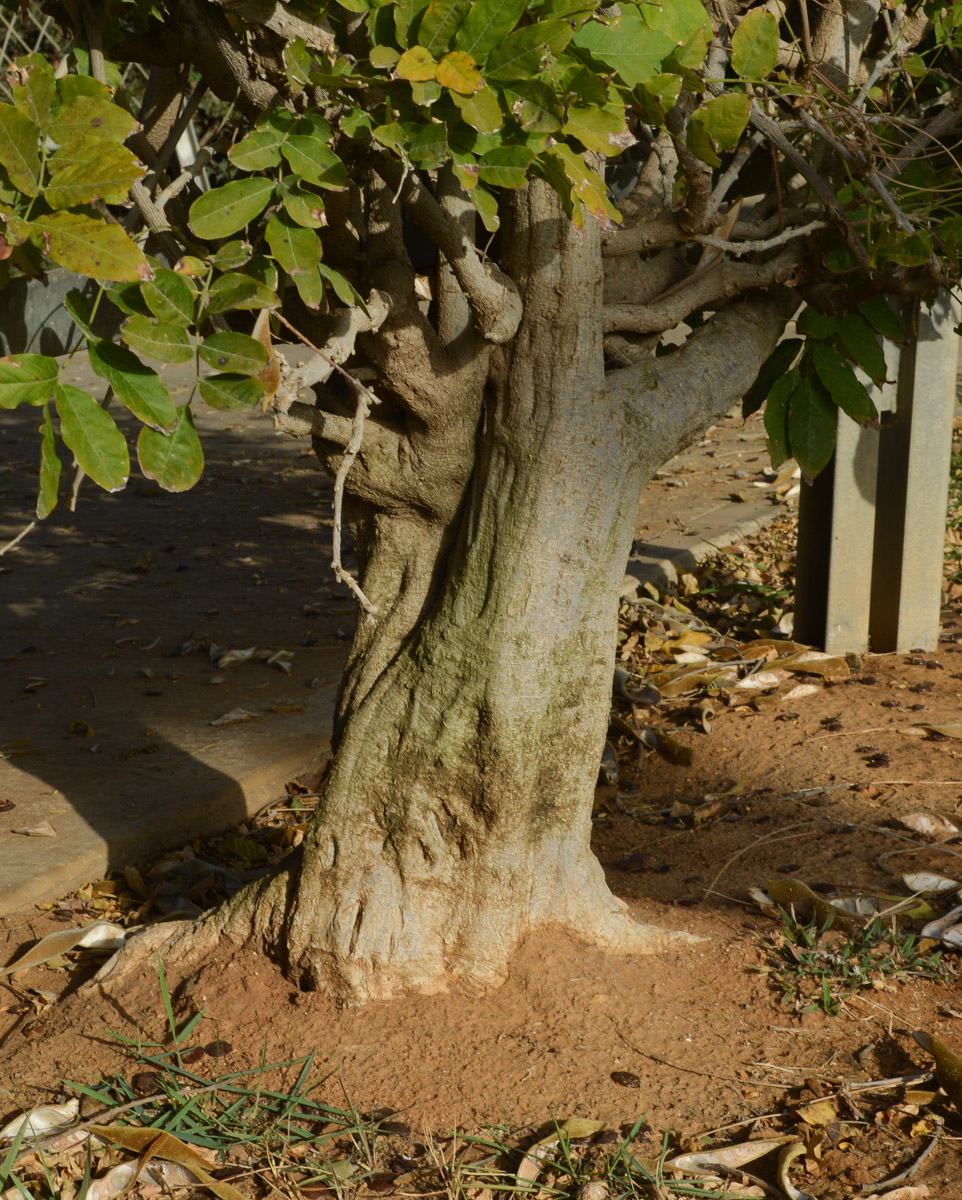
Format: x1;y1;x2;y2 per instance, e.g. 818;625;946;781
0;354;790;915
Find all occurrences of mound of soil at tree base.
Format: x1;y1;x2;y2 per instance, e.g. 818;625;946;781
4;600;962;1196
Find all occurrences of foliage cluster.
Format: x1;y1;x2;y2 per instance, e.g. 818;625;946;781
0;0;960;513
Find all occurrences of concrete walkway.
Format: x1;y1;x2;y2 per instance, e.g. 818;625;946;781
0;355;791;916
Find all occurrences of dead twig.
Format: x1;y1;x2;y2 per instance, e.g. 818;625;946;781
0;521;36;556
858;1120;943;1194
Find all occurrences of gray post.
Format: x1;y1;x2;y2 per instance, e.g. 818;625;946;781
793;290;960;654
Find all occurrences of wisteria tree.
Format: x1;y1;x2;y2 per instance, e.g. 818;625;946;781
1;0;960;1001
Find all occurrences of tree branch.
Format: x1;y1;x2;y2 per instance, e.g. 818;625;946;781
368;152;522;344
694;219;827;256
601;212;690;258
884;88;962;177
602;247;803;334
608;289;798;465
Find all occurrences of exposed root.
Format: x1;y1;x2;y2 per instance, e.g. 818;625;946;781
91;867;294;993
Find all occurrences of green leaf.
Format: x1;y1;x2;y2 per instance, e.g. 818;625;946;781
88;341;177;431
858;296;905;342
641;0;710;46
211;239;254;270
281;138;347;189
317;262;366;308
743;338;803;417
763;372;794;466
698;93;751;150
199;332;268;376
49;96;139;145
45;143;145;209
55;75;111;105
369;45;401;69
810;343;877;425
572;15;673;86
835;313;887;386
122;315;195;364
686;113;720;166
789;375;837;476
497;80;561;132
10;54;55;136
37;406;61;519
199;373;265;410
281;186;325;228
0;104;40;195
64;289;96;339
397;46;438;81
436;50;482;94
468;183;500;232
189;177;275;240
0;353;59;408
20;213;148;282
451;85;504;133
412;79;443;106
265;212;322;275
562;105;631;156
477;145;536;188
293;266;326;310
457;0;525;61
418;0;472;54
142;268;196;325
538;144;620;229
206;272;279;314
228;128;286;171
408;121;448;166
634;73;682;124
487;21;573;82
731;9;779;79
55;383;130;492
104;281;152;317
796;306;837;338
284;37;314;90
137;406;204;492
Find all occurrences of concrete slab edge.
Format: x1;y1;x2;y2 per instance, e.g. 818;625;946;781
0;692;337;915
621;501;788;599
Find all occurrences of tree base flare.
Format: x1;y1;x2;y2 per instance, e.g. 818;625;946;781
92;858;703;1004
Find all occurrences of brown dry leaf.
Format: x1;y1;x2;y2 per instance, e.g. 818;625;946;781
0;1099;79;1143
1;920;129;976
209;708;258;726
903;872;960;894
862;1187;929;1200
920;724;962;739
666;1137;795;1174
796;1099;836;1126
913;1031;962;1111
517;1120;604;1185
775;651;850;679
780;683;820;703
89;1126;244;1200
767;879;857;931
899;812;961;842
11;820;57;837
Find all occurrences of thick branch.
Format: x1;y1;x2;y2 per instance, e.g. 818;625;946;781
369;152;522;344
811;0;881;90
602;247;803;334
609;289;798;465
270;293;392;415
179;0;281;117
206;0;335;51
601;212;689;257
885;89;962;177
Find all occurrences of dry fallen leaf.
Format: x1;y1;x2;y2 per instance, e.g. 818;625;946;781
913;1031;962;1111
1;920;129;977
0;1099;78;1143
11;820;57;837
89;1126;244;1200
903;872;960;894
667;1137;795;1174
517;1120;604;1185
899;812;961;842
209;708;258;726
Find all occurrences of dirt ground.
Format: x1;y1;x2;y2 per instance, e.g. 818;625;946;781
4;414;962;1198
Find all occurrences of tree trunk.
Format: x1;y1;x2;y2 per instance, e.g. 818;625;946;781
261;181;693;1001
97;183;791;1004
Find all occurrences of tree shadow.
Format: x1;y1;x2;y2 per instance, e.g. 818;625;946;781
0;393;349;913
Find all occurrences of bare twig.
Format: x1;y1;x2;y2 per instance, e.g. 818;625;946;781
0;521;36;556
154;148;213;213
272;313;381;618
858;1121;943;1194
694;219;827;256
271;301;391;411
